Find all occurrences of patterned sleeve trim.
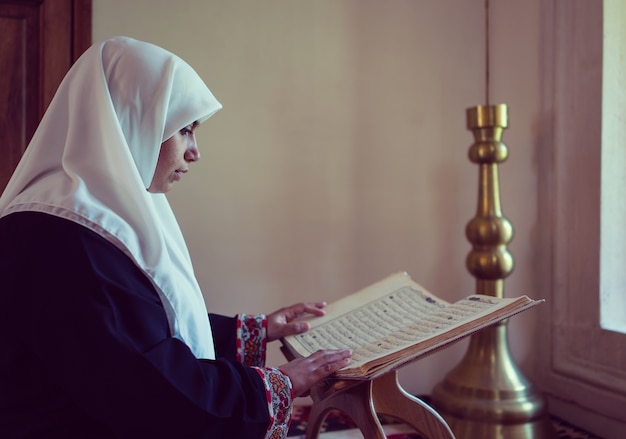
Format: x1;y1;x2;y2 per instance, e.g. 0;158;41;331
236;314;267;367
254;367;293;439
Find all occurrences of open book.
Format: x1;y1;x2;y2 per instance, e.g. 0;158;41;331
281;272;543;380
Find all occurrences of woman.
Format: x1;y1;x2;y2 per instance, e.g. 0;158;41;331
0;36;350;438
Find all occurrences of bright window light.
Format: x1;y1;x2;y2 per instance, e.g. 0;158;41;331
600;0;626;334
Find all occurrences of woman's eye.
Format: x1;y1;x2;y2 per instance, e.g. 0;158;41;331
179;122;199;137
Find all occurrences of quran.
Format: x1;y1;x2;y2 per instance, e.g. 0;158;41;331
281;272;543;380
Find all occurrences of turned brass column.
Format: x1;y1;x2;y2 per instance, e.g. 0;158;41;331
430;104;555;438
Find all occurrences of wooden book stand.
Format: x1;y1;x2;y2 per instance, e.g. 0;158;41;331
304;370;455;439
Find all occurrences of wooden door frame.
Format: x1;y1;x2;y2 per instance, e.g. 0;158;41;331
0;0;91;190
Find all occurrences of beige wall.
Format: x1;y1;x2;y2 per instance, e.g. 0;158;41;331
93;0;542;396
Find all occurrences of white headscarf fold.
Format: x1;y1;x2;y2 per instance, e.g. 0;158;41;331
0;36;222;359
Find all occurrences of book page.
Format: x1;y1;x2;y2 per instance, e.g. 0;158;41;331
352;295;508;366
287;284;510;368
293;272;449;330
288;285;442;362
353;295;540;379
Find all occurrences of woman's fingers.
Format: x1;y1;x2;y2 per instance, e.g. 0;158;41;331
310;349;351;374
279;349;352;397
266;302;327;341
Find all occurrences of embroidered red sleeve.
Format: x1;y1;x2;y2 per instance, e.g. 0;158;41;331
236;314;267;367
253;367;293;439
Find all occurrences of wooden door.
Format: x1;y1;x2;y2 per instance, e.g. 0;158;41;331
0;0;91;191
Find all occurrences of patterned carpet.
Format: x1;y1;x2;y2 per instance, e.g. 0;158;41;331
287;405;603;439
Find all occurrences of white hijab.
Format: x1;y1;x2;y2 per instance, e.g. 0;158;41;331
0;36;222;359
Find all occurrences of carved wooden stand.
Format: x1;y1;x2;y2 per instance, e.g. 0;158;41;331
305;370;456;439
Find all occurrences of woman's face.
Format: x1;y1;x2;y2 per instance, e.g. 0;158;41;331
147;122;200;193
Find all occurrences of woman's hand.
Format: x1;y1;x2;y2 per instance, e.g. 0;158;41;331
266;302;326;342
279;349;352;397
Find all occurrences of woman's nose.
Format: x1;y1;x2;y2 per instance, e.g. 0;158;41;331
185;145;200;162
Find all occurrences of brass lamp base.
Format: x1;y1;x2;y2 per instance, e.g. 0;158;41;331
431;323;556;438
431;104;556;438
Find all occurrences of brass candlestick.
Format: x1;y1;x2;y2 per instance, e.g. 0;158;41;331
430;104;556;438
